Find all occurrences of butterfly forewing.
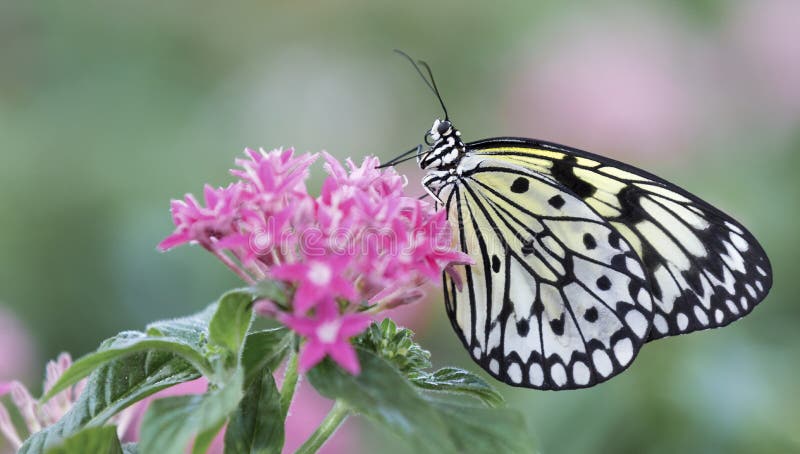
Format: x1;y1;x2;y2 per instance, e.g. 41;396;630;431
441;158;654;389
467;138;773;342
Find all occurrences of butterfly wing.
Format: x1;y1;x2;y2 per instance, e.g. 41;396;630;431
441;157;654;389
466;137;772;341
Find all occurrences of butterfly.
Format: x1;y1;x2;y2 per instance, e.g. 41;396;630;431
385;51;773;390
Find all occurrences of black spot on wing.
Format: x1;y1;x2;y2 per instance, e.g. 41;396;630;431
584;307;599;322
510;177;529;193
551;155;596;198
596;275;612;291
583;233;597;250
516;319;530;336
521;241;535;256
608;231;621;249
549;314;565;336
548;195;566;209
491;255;501;273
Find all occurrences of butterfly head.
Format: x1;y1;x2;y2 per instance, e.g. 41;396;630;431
419;118;466;170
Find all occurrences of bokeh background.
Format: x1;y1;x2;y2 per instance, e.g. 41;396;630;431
1;1;798;453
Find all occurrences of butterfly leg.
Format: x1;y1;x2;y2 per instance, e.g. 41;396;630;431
421;170;451;205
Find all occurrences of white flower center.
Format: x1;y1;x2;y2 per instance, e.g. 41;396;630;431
316;320;341;344
307;262;332;286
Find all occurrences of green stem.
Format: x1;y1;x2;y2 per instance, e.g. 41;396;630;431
295;400;351;454
279;350;299;416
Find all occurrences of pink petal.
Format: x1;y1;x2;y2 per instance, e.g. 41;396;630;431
298;340;328;373
328;342;361;375
203;184;220;207
0;404;22;448
293;284;322;313
157;231;192;251
280;314;319;337
444;264;465;292
270;263;307;281
252;299;279;318
315;298;340;320
322;152;347;180
0;382;11;397
378;287;426;310
338;314;373;338
329;281;358;303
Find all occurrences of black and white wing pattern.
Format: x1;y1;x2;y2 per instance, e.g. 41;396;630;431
441;157;655;390
467;138;773;342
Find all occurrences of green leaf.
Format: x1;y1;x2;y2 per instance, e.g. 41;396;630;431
224;369;284;454
411;367;504;407
241;328;292;385
307;349;454;452
122;444;139;454
209;291;254;355
307;349;532;454
250;280;289;306
44;332;212;402
145;302;218;347
19;351;200;454
426;396;534;454
45;301;221;402
192;420;225;454
139;370;244;454
44;426;123;454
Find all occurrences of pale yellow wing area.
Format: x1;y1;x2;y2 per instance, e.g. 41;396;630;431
468;138;772;341
440;159;653;390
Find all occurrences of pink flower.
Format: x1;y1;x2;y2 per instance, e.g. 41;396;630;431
157;183;247;252
231;147;317;203
271;256;359;313
281;300;372;374
159;147;470;374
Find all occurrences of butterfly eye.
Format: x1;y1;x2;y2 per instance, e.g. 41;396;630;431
437;121;451;135
424;131;434;145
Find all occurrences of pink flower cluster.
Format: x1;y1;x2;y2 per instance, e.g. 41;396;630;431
159;148;469;374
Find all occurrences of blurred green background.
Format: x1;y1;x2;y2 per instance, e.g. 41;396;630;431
1;1;798;453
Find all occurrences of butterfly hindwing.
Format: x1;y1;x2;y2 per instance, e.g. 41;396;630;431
467;138;773;342
441;158;654;389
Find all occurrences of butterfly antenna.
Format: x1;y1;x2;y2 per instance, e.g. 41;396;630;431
417;60;449;120
394;49;450;120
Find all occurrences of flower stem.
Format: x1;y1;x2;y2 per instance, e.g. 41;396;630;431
206;247;255;284
295;400;351;454
280;350;299;416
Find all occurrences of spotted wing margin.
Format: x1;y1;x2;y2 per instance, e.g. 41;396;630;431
441;162;653;390
468;137;773;341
